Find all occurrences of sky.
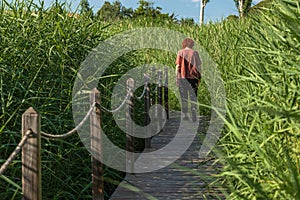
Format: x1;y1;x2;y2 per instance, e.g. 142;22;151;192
25;0;261;23
91;0;262;23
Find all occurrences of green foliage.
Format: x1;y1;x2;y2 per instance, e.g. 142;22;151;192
80;0;92;15
97;1;133;21
180;17;195;26
249;0;275;14
226;14;239;20
216;0;300;199
0;0;113;199
1;0;300;199
133;0;163;18
97;0;175;23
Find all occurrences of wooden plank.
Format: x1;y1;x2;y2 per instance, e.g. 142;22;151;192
22;107;42;200
110;113;225;200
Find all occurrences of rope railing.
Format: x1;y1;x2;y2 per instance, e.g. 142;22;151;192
41;101;97;139
136;75;150;100
40;76;148;139
96;74;151;113
97;88;132;113
0;129;32;175
0;67;169;200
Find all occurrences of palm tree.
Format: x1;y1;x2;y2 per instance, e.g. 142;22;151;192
199;0;210;25
234;0;252;17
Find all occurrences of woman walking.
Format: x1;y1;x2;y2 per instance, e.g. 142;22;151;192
175;38;202;122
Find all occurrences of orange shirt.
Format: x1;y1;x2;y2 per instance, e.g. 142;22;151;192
175;48;201;79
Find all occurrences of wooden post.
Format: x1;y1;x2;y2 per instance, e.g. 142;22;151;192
90;88;104;200
22;107;41;200
144;74;151;148
126;78;135;173
151;67;156;107
157;70;163;133
164;67;169;120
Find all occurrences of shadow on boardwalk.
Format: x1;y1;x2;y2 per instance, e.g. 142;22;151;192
110;111;226;200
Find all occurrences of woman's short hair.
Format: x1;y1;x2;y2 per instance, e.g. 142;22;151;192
182;38;194;49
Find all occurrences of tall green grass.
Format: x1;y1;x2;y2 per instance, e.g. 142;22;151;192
1;0;299;199
0;0;112;199
215;0;300;199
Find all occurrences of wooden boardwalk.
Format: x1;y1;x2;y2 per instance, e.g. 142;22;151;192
110;112;226;200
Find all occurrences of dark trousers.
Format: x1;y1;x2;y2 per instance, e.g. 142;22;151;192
179;79;198;114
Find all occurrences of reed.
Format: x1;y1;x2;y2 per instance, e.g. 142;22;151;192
0;0;299;199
